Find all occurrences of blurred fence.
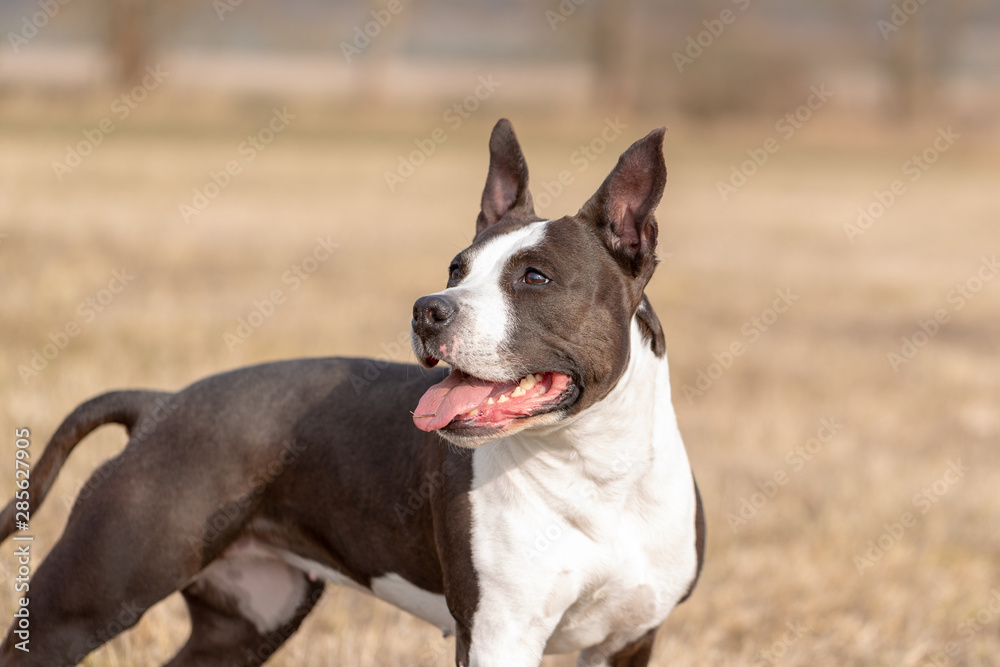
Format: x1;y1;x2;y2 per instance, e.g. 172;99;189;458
1;0;999;121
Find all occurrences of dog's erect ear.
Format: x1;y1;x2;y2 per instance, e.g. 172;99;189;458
476;119;535;235
579;127;667;280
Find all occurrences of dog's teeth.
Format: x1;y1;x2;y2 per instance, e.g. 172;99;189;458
469;409;479;417
519;375;537;390
534;373;544;382
486;397;495;405
511;386;526;398
497;394;509;403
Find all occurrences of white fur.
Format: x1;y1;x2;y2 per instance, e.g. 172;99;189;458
371;573;456;635
431;221;550;382
192;538;309;634
197;541;457;637
277;552;455;634
467;317;698;666
275;549;369;594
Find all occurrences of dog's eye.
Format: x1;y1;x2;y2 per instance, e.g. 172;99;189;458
449;266;461;283
523;269;550;285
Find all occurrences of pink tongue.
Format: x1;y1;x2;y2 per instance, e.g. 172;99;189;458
413;372;496;431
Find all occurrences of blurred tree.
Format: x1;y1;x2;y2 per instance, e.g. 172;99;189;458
884;3;926;120
104;0;152;87
355;0;412;107
591;0;638;113
97;0;195;89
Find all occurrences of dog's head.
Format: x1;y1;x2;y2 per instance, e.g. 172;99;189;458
411;118;667;447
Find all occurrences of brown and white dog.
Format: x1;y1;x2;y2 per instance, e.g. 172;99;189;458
0;119;704;667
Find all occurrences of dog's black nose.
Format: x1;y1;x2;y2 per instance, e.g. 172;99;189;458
413;295;457;334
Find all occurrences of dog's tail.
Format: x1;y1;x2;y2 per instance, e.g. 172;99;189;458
0;390;172;543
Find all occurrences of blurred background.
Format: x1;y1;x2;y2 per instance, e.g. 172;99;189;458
1;1;999;665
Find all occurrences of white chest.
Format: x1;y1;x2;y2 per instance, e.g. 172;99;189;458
467;427;699;657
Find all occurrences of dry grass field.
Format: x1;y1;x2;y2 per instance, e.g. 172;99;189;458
1;104;998;666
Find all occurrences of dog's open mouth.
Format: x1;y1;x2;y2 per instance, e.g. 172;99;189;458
412;369;575;433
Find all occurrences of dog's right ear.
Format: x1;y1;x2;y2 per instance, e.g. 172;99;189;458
476;119;535;235
578;127;666;283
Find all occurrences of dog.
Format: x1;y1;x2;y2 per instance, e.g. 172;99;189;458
0;119;704;667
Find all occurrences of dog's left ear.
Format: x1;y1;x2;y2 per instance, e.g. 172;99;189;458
476;118;535;235
579;127;667;280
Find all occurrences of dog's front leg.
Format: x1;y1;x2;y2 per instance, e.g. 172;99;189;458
577;628;658;667
461;607;562;667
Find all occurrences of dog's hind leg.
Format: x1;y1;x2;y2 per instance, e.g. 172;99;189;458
0;475;208;666
0;443;286;664
164;559;325;667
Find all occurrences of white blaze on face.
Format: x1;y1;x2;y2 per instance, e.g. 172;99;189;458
435;220;550;382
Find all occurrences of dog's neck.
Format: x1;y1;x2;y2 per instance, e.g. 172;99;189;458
474;316;682;528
